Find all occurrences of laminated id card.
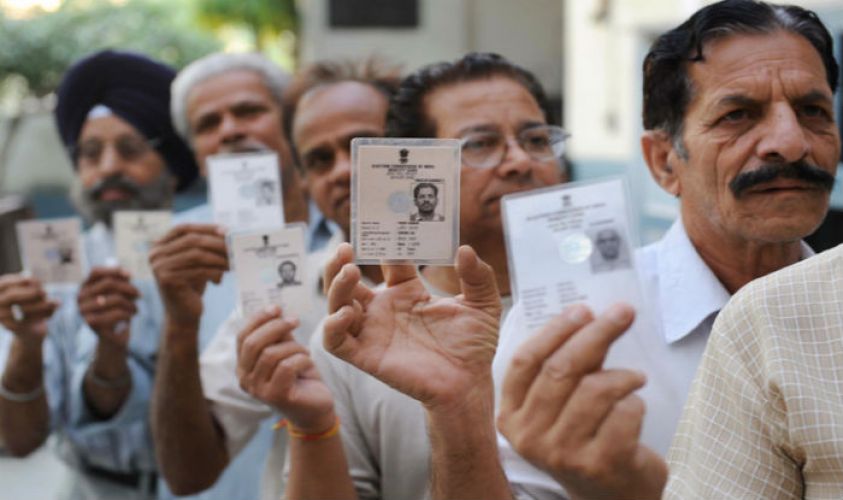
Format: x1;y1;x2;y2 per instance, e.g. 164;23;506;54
16;217;85;284
228;223;310;319
208;151;284;232
502;178;644;332
351;138;460;265
113;210;171;280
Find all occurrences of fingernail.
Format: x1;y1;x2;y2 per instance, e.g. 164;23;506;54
264;304;279;316
567;304;589;323
606;303;633;325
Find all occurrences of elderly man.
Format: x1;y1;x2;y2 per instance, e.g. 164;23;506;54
234;52;569;500
491;1;840;499
151;57;398;499
0;50;197;499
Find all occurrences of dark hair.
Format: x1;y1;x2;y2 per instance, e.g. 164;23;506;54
282;57;402;168
278;260;296;272
643;0;838;152
414;182;438;199
387;52;556;138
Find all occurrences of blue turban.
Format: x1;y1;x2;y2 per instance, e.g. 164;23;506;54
54;50;198;192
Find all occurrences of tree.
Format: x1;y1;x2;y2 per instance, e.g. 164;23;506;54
0;0;221;97
197;0;298;53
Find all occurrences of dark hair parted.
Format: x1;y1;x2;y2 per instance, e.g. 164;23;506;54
643;0;838;148
387;52;556;138
282;57;402;167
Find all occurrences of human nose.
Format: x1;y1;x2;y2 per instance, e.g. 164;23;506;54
496;137;533;177
332;149;352;184
98;142;124;176
756;104;810;163
219;113;246;144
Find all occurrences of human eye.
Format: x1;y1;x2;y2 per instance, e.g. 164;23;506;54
303;149;334;173
76;140;102;164
193;114;220;135
719;108;750;123
461;133;499;152
799;104;832;121
234;102;268;119
520;128;553;151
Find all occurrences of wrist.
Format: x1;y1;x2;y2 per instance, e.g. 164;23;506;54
90;348;130;382
285;410;338;436
164;316;201;346
425;374;494;417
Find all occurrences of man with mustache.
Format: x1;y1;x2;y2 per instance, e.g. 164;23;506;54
149;57;399;500
0;50;197;499
490;1;840;498
410;182;445;222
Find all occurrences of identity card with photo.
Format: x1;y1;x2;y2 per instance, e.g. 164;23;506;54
228;223;310;319
113;210;171;280
208;151;284;232
16;217;85;285
351;138;460;265
502;178;644;332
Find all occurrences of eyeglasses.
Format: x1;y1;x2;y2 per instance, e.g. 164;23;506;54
73;135;160;167
459;125;570;169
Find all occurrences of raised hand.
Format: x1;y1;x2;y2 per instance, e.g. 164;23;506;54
322;243;501;409
77;267;139;350
0;274;58;341
236;306;336;434
497;304;667;500
149;224;228;329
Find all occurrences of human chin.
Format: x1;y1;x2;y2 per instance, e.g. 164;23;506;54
735;194;830;243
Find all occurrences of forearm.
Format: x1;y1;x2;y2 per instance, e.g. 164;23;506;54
0;338;49;455
82;341;131;418
152;319;229;495
426;380;513;500
286;415;357;500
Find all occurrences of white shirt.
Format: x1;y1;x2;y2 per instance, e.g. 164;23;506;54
492;219;815;496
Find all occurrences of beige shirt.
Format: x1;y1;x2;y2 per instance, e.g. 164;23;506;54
666;244;843;499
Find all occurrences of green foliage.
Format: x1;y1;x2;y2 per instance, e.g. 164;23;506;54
197;0;298;50
0;0;222;97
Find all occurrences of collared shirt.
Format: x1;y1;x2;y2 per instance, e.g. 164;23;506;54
491;218;814;496
666;243;843;499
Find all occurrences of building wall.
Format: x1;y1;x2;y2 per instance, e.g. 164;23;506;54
297;0;563;97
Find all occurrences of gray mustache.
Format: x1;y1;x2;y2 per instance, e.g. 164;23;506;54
729;161;835;197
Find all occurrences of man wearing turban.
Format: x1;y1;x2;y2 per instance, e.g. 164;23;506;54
0;50;197;500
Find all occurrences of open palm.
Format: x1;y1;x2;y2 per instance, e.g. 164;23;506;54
324;244;501;408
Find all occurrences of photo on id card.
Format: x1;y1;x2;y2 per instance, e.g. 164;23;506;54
16;217;85;285
350;138;460;265
502;177;644;332
113;210;171;280
228;223;310;319
207;151;284;232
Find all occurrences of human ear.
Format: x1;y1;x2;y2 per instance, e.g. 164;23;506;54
641;130;681;197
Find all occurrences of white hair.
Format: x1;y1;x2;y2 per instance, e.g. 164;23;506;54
170;52;291;145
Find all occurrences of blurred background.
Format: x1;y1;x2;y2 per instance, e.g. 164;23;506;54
1;0;843;495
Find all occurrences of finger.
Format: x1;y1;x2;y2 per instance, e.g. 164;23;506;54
591;394;646;464
238;316;300;374
79;295;138;317
155;224;225;246
551;369;646;443
455;245;500;307
85;310;135;332
519;304;634;420
79;277;140;301
236;305;283;356
381;263;418;287
327;264;362;313
323;243;354;296
251;342;308;386
83;267;131;284
6;301;59;325
0;285;48;308
499;304;595;416
150;247;229;272
322;305;360;358
0;274;38;290
154;268;228;286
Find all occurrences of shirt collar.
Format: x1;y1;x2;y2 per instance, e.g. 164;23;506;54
656;219;814;344
306;199;342;252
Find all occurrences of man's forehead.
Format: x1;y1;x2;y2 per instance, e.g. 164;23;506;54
187;70;275;117
687;31;830;106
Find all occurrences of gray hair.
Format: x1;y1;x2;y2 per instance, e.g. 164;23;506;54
170;52;291;144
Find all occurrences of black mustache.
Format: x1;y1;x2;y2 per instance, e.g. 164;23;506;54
88;175;141;200
729;161;835;197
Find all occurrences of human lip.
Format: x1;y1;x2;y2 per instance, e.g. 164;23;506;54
98;188;132;201
746;179;819;194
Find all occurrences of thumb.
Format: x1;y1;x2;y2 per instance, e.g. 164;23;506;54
455;245;500;308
